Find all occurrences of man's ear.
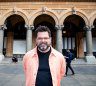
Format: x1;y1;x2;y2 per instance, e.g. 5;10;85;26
35;37;37;42
50;37;52;43
50;37;52;41
50;37;52;40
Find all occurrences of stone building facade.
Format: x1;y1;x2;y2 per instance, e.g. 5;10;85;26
0;0;96;63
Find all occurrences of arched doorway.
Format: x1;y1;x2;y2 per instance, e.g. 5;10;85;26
92;19;96;57
63;14;85;58
4;14;26;57
33;14;56;49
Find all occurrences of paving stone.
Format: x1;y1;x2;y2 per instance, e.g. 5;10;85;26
0;62;96;86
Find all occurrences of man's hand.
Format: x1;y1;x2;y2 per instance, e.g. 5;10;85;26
65;56;69;59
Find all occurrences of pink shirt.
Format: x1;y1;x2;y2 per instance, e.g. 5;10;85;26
23;47;66;86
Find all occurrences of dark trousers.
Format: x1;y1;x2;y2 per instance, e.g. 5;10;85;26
66;63;74;75
12;59;18;62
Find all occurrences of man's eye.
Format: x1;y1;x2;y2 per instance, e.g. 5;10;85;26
38;38;42;40
38;38;49;40
44;38;49;40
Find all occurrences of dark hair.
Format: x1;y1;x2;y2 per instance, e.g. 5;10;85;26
35;26;51;37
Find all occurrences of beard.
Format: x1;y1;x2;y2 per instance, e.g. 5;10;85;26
37;42;51;51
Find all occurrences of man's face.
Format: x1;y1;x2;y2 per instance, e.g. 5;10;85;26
36;32;51;51
67;50;69;53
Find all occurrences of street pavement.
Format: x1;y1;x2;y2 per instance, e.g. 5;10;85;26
0;63;96;86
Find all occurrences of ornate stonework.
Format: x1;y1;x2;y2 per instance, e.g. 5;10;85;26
12;6;17;13
0;9;8;15
72;7;76;14
0;0;96;2
23;9;36;15
0;25;7;30
81;9;96;15
25;25;34;30
42;7;46;14
52;9;67;15
83;25;94;31
55;25;64;30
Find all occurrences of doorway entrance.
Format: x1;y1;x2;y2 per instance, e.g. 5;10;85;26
4;14;26;57
63;14;85;58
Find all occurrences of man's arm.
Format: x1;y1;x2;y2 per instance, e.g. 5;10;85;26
23;55;27;77
69;53;73;60
60;56;66;79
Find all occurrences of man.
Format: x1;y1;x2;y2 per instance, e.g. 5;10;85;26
65;49;75;76
12;56;18;63
23;26;66;86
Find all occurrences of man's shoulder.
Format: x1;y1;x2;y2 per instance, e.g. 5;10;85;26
69;52;72;55
52;48;64;57
24;47;37;58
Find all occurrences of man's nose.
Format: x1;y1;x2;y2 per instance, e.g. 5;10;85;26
42;38;45;42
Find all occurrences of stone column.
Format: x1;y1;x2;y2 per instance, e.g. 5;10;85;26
55;25;64;53
84;25;96;64
67;37;70;49
71;37;74;49
0;25;7;62
63;37;66;49
25;25;34;52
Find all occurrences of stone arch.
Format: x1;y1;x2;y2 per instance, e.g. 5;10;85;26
29;9;59;25
60;9;89;25
0;10;29;25
89;11;96;25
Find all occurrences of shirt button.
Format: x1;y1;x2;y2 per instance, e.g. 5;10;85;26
34;73;36;76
